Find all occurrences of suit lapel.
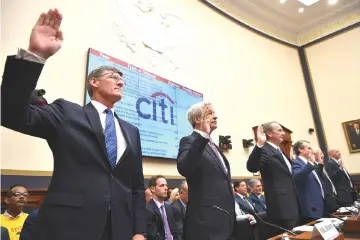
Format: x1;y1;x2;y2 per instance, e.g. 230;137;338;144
150;200;164;226
204;142;229;179
113;114;132;168
83;103;110;169
265;143;292;176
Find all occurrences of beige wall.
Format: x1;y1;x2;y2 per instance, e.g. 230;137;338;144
0;0;317;177
305;27;360;173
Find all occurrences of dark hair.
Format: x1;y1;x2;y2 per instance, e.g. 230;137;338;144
7;184;26;197
148;175;166;188
293;140;310;156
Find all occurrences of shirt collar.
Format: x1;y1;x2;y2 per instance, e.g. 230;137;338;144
179;198;187;208
236;193;245;199
331;158;340;165
266;141;279;150
3;211;23;218
298;156;308;164
91;100;115;115
193;129;210;139
152;198;164;210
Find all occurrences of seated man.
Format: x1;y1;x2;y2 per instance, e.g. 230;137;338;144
248;179;267;213
234;181;257;214
146;175;181;240
20;209;39;240
171;180;188;239
1;185;29;240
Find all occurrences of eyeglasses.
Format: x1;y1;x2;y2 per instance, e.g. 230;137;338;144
99;72;124;83
12;192;29;197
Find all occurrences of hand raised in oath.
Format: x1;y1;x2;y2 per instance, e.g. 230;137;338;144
28;8;63;60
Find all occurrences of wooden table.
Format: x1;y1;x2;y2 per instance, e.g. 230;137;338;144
268;216;360;240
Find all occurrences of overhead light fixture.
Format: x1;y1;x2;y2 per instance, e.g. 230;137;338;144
297;0;320;6
328;0;338;5
298;7;305;13
280;0;287;4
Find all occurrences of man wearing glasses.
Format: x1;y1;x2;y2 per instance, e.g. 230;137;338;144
1;185;29;240
1;8;146;240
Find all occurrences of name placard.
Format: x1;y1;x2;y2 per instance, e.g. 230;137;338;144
312;220;339;239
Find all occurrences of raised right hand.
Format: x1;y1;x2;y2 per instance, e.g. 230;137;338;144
257;124;266;145
28;8;63;60
199;105;211;135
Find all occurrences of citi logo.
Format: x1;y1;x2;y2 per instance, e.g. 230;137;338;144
136;92;175;125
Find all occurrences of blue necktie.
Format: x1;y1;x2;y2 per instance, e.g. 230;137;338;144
105;109;117;168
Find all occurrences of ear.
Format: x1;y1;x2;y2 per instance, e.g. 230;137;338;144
194;116;201;125
4;198;10;204
89;78;99;89
150;186;155;193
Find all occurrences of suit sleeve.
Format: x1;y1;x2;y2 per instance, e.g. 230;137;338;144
246;145;266;173
292;161;316;183
1;56;64;139
171;205;183;240
177;132;208;178
326;162;343;183
20;210;38;240
132;128;147;235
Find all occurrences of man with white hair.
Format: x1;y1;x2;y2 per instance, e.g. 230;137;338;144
177;102;235;240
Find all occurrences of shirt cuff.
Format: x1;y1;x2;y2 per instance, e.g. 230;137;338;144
257;143;264;148
16;48;46;64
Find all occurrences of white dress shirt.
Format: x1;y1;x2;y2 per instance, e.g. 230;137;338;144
266;141;292;173
91;100;127;164
193;129;228;173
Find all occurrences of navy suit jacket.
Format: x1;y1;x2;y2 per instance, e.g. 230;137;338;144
1;227;10;240
249;193;267;213
146;199;181;240
292;158;324;219
1;57;147;240
20;209;39;240
234;194;257;214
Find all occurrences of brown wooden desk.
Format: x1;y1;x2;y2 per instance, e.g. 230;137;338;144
268;216;360;240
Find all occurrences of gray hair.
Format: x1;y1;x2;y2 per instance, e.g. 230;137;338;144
262;121;280;139
178;180;187;192
248;179;261;188
86;66;123;97
293;140;310;156
187;101;212;128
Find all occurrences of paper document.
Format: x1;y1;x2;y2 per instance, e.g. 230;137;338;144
293;225;314;232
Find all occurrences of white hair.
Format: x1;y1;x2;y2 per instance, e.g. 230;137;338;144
187;101;212;128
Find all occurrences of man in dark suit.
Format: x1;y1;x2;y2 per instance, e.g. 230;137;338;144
177;102;235;240
146;175;181;240
248;179;267;213
171;180;188;238
247;122;300;235
1;9;146;240
327;149;356;206
292;140;325;223
312;148;338;214
233;181;257;214
20;209;39;240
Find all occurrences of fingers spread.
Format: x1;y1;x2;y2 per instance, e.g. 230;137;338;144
49;10;58;28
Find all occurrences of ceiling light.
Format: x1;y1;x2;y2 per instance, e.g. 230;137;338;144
298;7;304;13
328;0;338;5
280;0;287;3
297;0;320;6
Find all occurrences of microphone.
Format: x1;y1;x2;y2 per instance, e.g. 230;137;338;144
212;205;232;228
253;213;297;236
324;213;345;222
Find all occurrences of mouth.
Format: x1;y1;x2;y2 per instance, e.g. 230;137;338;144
17;200;25;204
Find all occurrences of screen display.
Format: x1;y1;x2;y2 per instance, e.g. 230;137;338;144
85;48;203;159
